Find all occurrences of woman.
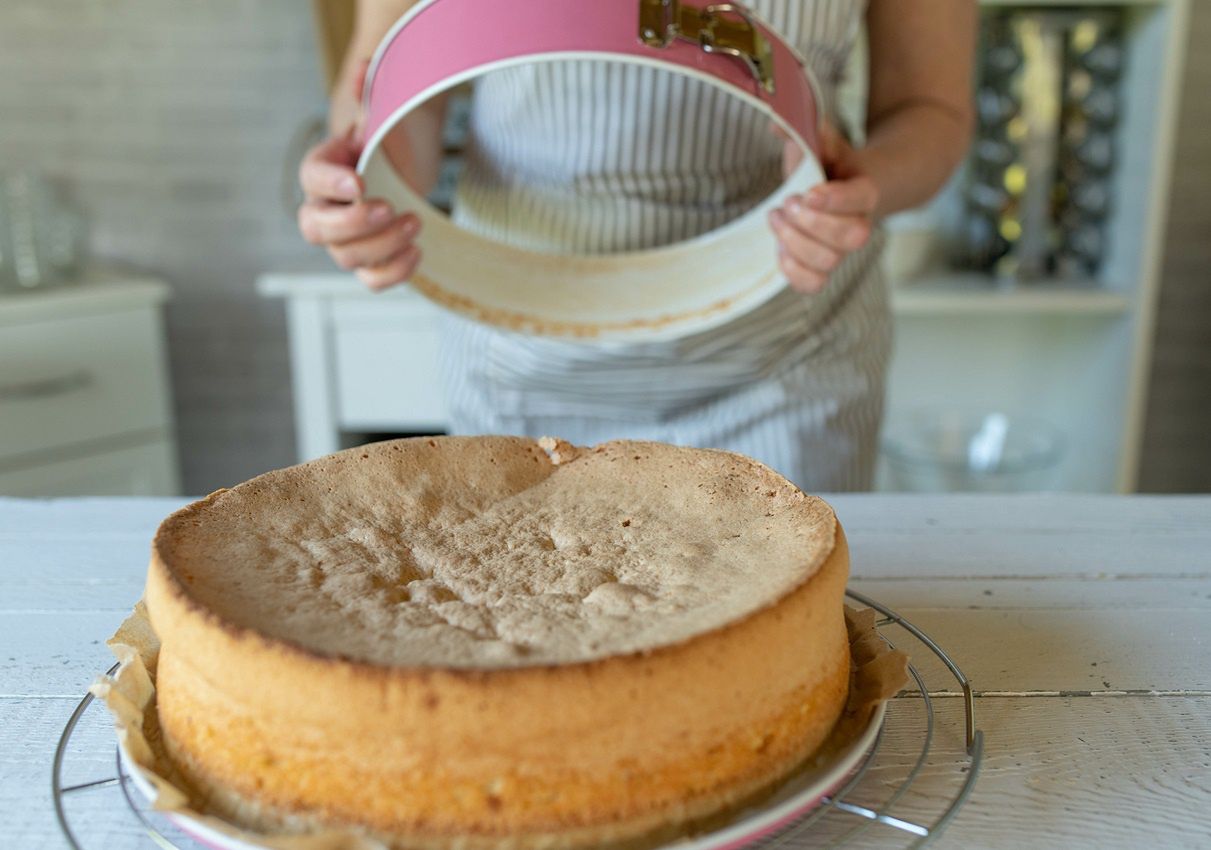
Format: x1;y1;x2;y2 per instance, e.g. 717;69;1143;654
298;0;975;491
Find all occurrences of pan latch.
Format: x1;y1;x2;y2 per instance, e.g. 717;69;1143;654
639;0;775;94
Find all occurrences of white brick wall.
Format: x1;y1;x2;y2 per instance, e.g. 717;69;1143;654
0;0;333;493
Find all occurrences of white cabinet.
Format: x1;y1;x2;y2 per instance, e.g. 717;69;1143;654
0;439;177;497
331;299;448;432
0;270;180;496
259;275;448;461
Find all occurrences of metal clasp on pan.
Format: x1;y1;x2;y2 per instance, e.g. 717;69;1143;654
639;0;775;94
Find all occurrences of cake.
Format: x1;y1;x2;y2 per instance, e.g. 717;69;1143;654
144;436;851;849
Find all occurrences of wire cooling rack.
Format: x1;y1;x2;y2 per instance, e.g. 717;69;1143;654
53;589;983;849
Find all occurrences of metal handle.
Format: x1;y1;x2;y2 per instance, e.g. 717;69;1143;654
0;369;94;402
638;0;775;93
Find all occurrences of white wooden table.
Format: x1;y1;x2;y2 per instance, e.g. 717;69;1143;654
3;495;1210;848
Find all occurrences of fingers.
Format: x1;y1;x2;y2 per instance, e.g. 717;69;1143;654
770;179;876;294
769;210;844;273
298;199;396;245
779;198;872;253
300;134;364;202
804;175;879;216
327;214;420;271
777;246;828;294
356;245;421;291
297;129;420;292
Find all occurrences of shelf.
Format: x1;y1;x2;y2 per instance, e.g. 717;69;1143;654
890;275;1132;317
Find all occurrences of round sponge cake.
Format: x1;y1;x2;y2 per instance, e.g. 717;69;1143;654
145;436;851;848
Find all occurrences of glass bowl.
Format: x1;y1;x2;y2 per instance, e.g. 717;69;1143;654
882;409;1066;492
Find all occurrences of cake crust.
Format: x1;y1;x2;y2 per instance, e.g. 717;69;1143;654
145;437;851;848
151;436;837;668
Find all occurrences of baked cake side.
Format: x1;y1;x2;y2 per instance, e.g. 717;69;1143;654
145;437;851;848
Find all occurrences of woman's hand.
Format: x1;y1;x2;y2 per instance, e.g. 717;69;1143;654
297;130;421;291
770;124;877;294
297;59;420;292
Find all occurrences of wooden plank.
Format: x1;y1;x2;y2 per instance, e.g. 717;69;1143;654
2;697;149;849
4;696;119;793
771;696;1211;849
883;696;1210;849
0;612;128;697
0;496;184;535
0;498;179;612
868;608;1211;696
10;694;1210;849
3;496;1209;578
6;597;1210;699
1;538;149;611
13;569;1211;619
831;493;1211;535
3;490;1209;548
9;586;1211;697
848;578;1211;694
3;493;1210;581
849;577;1211;610
2;498;1209;696
830;494;1211;578
5;496;1210;848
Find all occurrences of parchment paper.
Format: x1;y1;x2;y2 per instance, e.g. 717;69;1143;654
91;603;909;850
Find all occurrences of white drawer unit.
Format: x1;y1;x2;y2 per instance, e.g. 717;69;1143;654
259;274;448;461
0;309;168;460
331;300;448;432
0;438;177;497
0;271;180;496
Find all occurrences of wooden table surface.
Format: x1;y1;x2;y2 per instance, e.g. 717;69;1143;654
3;495;1210;848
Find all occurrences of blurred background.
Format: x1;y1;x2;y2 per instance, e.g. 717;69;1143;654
0;0;1208;497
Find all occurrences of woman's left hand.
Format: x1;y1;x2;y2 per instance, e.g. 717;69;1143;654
770;124;878;294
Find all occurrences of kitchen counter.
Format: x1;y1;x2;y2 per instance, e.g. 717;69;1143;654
3;494;1209;848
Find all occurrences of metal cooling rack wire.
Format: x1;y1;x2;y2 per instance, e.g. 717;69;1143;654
742;589;984;849
52;591;983;849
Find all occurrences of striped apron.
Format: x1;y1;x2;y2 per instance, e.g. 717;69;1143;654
438;0;890;491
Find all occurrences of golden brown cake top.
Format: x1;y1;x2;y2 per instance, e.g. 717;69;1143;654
154;436;836;668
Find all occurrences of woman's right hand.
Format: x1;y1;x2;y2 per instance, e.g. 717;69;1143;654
297;129;421;291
